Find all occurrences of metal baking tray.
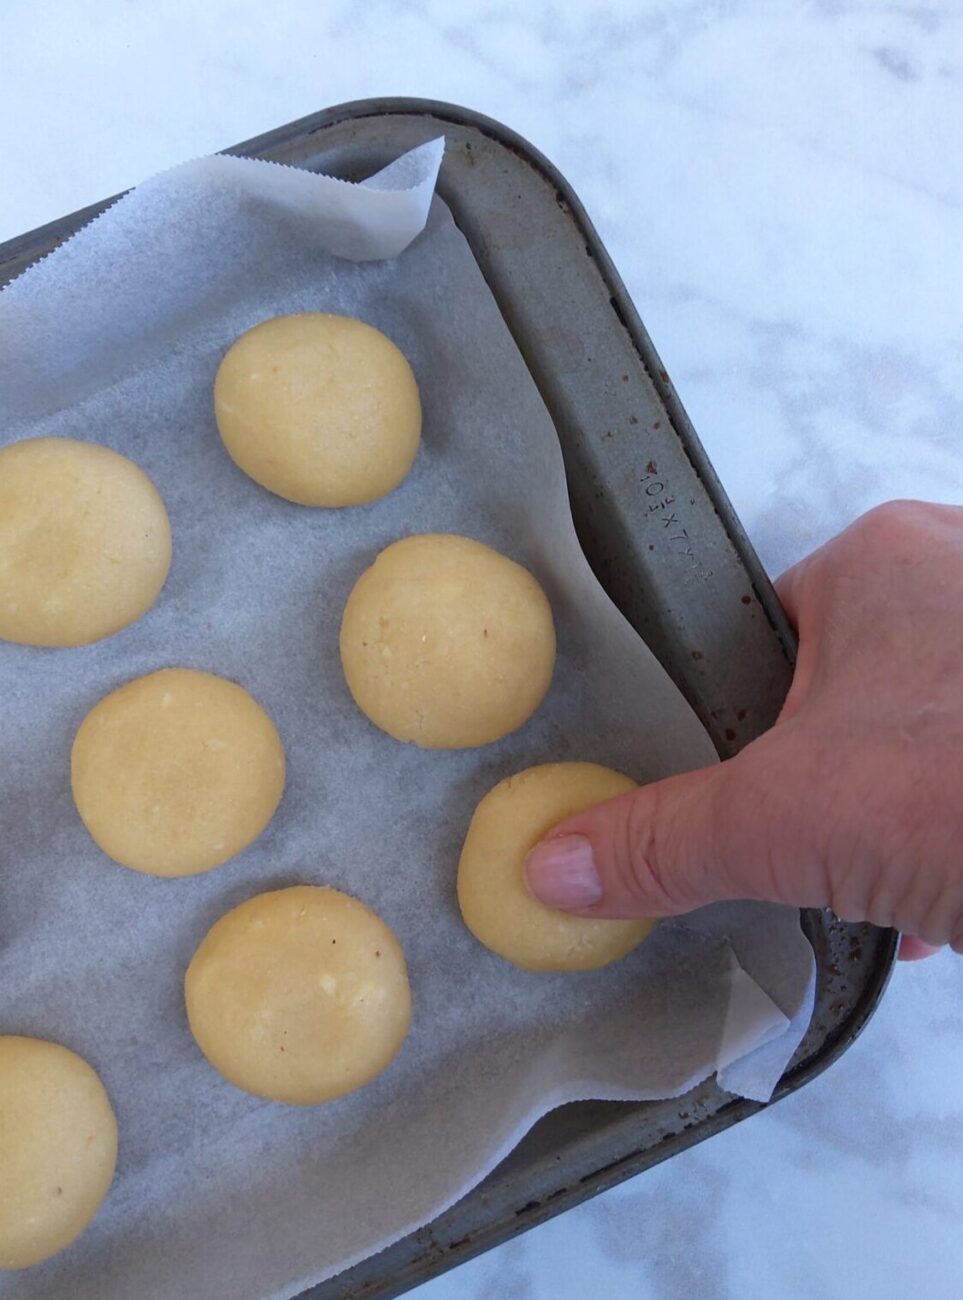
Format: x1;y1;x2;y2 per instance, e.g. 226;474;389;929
0;99;898;1298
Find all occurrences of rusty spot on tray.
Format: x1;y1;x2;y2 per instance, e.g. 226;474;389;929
646;460;658;474
736;708;747;721
725;728;737;741
741;595;752;605
621;373;629;382
652;420;661;430
691;650;703;661
629;414;638;424
659;368;669;383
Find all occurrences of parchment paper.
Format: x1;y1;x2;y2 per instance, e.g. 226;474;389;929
0;142;815;1300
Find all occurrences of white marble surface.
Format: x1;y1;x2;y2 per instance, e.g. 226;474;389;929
2;3;961;1298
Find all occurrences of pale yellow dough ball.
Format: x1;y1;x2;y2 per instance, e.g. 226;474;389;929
71;668;285;878
0;436;171;647
340;534;556;749
185;886;411;1105
457;762;657;971
214;312;421;507
0;1037;117;1270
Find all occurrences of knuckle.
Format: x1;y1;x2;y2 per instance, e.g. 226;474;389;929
832;742;959;934
825;757;899;921
853;499;932;548
621;787;684;913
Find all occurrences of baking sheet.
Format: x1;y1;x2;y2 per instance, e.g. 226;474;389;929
0;142;815;1300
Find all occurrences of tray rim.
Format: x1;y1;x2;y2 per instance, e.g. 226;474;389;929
0;96;899;1299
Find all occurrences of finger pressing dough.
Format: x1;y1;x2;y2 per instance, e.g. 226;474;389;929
340;533;556;749
0;1037;117;1270
185;886;411;1104
0;436;171;647
458;762;657;971
214;312;421;507
71;668;285;877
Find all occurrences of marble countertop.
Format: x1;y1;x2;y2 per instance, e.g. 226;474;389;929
2;3;961;1298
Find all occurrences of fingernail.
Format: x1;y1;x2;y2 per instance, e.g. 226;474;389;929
524;834;603;909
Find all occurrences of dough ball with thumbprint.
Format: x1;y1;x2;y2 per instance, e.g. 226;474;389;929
457;762;657;971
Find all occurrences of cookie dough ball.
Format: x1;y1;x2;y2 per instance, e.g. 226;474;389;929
340;534;556;749
71;668;285;877
185;886;411;1104
214;313;421;507
0;437;171;647
0;1037;117;1270
458;763;657;971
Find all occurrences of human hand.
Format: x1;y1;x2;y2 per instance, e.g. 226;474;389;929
524;501;963;958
